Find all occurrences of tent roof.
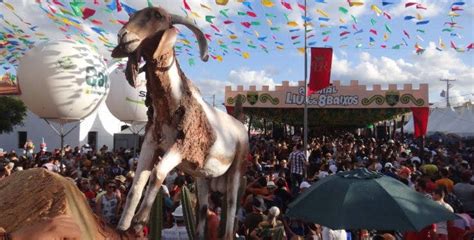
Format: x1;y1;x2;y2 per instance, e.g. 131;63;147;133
404;106;474;137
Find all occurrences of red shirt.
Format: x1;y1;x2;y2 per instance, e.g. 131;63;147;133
404;224;436;240
84;190;96;200
207;211;219;240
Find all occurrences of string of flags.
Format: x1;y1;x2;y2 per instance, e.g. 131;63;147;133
0;0;472;70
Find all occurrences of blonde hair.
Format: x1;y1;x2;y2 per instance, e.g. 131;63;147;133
268;206;280;227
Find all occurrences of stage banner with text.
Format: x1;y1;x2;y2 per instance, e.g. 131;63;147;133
225;80;429;109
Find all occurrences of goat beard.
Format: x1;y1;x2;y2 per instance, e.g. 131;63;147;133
125;48;141;88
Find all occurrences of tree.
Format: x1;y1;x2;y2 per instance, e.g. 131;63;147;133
0;96;27;134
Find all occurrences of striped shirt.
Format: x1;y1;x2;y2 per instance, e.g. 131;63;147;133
288;150;306;175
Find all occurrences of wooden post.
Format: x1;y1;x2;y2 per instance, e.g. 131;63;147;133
263;118;267;136
418;136;425;164
392;119;397;139
247;115;253;138
401;115;405;142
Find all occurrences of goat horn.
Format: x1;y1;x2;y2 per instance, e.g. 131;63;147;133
171;14;209;62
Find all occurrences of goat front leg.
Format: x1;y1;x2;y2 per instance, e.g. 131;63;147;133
132;146;182;231
117;131;157;231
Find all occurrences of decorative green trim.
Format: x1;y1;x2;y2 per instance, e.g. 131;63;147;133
247;92;259;105
385;90;400;106
226;94;246;105
125;97;145;105
400;94;425;106
362;95;385;105
259;93;280;105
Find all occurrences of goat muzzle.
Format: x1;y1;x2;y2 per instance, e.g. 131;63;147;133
112;30;141;58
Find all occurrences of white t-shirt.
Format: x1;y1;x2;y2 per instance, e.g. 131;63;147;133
318;171;329;179
322;227;347;240
162;224;189;240
435;201;454;235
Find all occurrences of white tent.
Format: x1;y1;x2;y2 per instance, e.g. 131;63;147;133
403;113;415;133
429;107;458;133
403;106;474;137
446;106;474;137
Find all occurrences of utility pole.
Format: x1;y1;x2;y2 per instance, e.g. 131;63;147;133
303;0;308;161
440;79;456;107
212;94;215;107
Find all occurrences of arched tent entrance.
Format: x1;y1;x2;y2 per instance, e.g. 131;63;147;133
225;80;429;136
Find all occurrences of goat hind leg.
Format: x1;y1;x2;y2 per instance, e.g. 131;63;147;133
221;141;247;240
221;161;241;240
195;178;210;240
117;132;157;231
132;147;182;229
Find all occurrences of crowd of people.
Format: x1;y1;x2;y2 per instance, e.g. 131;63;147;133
1;132;474;240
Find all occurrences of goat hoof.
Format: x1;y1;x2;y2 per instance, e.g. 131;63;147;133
133;222;146;234
116;222;131;231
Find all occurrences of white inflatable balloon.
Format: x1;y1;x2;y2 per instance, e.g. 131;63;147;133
17;40;109;122
106;70;148;123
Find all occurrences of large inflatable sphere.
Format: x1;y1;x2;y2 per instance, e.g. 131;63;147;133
17;40;109;122
106;70;148;123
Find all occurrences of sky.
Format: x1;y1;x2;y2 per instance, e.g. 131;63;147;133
0;0;473;108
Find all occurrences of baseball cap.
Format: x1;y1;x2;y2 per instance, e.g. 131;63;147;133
267;181;277;189
399;167;412;176
384;162;394;169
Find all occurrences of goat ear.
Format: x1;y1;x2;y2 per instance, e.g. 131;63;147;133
125;52;140;88
153;28;178;59
112;46;129;59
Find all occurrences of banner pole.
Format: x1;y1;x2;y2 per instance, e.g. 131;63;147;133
303;0;308;161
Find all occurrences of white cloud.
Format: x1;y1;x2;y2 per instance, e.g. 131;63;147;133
331;42;474;105
194;67;282;108
228;68;278;88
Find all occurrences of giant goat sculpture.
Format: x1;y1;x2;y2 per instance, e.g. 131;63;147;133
111;7;249;239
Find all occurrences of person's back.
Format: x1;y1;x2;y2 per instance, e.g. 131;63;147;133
453;172;474;214
244;211;266;235
251;206;284;240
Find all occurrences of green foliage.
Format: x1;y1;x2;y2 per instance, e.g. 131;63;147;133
149;187;164;240
0;96;27;134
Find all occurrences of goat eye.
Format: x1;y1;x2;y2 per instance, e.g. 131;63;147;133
145;11;152;19
154;12;162;19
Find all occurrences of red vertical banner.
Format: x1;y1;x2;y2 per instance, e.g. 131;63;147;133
411;107;429;138
308;48;333;96
225;106;234;115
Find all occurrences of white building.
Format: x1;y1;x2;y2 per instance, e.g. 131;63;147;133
0;102;129;153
